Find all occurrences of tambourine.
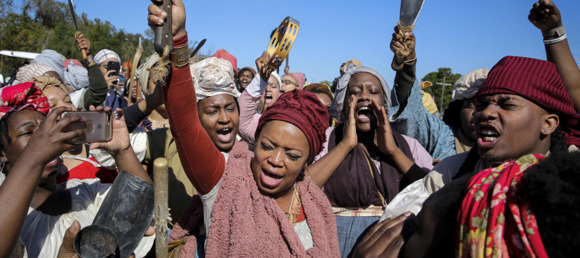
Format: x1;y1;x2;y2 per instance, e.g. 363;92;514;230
266;16;300;70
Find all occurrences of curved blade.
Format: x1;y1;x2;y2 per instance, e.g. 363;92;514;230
400;0;426;27
190;39;206;58
67;0;80;31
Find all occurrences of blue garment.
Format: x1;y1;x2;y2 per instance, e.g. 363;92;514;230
390;68;456;160
335;216;380;258
102;88;128;110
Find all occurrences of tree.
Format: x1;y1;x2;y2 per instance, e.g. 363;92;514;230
421;68;462;114
0;0;158;76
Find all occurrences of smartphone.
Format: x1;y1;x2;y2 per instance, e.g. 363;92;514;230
62;111;113;144
107;61;121;79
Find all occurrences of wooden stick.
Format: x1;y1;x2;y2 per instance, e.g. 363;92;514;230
153;158;169;258
128;46;143;105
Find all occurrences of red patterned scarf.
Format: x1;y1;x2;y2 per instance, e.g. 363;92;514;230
456;154;548;258
0;82;49;119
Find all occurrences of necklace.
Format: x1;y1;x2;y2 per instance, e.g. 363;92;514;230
284;184;301;226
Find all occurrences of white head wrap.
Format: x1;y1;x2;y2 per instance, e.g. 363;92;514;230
31;49;65;79
335;65;391;119
94;49;121;65
190;57;239;101
64;62;89;91
270;71;282;90
452;68;489;101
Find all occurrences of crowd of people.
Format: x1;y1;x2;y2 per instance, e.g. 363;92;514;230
1;0;579;257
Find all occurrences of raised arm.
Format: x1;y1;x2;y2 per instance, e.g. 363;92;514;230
529;0;580;112
76;34;108;110
389;27;456;160
148;0;225;195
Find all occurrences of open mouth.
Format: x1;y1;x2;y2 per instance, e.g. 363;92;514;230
265;94;273;104
261;169;283;188
241;80;249;86
477;125;500;149
216;127;233;143
356;106;375;123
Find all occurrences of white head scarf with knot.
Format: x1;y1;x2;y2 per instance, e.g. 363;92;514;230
136;53;160;96
452;68;489;101
335;65;391;120
94;49;121;65
190;57;239;101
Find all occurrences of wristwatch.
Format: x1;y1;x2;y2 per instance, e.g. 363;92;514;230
542;26;566;39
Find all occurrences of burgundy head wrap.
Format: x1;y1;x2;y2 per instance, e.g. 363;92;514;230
256;90;329;163
476;56;576;117
0;82;50;120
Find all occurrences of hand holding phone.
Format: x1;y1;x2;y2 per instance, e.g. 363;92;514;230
86;106;131;156
62;111;112;144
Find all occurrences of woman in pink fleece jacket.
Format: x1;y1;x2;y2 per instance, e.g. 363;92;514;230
148;1;340;256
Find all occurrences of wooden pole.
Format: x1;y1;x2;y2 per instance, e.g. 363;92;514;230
153;158;169;258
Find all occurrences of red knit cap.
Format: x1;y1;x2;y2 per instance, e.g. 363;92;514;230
256;90;330;163
476;56;575;117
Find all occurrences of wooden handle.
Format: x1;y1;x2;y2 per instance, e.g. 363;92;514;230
153;157;169;258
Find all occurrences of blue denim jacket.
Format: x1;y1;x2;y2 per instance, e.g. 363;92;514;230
389;65;456;160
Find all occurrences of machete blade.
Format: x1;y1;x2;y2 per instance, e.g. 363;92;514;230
399;0;426;27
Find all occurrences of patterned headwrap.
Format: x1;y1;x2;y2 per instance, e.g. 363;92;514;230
31;49;65;80
94;49;121;65
190;57;239;101
16;63;55;84
0;82;50;120
256;90;330;163
457;154;548;258
335;65;391;120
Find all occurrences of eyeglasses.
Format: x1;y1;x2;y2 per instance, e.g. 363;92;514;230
281;80;297;86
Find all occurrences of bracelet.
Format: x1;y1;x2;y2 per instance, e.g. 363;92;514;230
173;44;189;67
403;57;417;64
542;26;566;38
544;33;567;45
